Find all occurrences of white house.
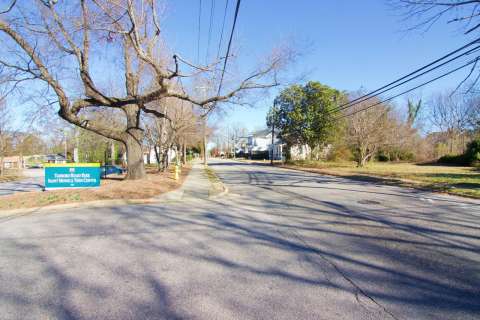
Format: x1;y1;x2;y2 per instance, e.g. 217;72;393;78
143;147;177;165
239;128;331;161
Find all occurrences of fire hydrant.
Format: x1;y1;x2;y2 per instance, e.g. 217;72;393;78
174;165;179;180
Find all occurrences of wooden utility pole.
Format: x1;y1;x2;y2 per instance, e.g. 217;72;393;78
270;121;274;166
202;116;207;166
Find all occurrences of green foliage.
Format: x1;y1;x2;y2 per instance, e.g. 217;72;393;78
268;81;345;154
438;154;467;165
437;139;480;166
407;99;422;125
377;148;415;162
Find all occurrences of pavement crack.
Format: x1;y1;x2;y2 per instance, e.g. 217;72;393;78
287;229;401;320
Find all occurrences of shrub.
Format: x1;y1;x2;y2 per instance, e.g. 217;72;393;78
438;154;468;166
327;145;353;161
464;140;480;164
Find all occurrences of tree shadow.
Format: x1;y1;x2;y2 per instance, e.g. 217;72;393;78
1;161;479;319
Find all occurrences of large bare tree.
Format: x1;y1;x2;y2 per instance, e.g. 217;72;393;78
391;0;480;34
0;0;291;179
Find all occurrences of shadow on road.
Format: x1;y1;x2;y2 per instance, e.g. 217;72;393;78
0;161;479;319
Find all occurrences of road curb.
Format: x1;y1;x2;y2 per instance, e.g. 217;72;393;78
0;167;194;219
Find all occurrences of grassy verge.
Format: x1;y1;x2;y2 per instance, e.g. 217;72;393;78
204;166;225;197
281;161;480;199
0;165;191;211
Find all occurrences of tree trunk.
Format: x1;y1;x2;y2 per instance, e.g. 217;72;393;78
123;104;146;180
154;145;161;171
111;142;116;165
202;118;207;165
163;148;169;171
0;155;4;177
124;133;146;180
182;142;187;165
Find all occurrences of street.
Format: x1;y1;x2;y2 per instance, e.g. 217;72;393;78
0;169;44;196
0;160;479;319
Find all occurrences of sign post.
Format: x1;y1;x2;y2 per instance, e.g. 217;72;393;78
44;163;101;190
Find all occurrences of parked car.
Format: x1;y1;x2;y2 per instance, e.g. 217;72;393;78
101;165;125;176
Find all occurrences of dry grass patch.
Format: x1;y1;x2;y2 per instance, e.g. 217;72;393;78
282;161;480;199
0;170;22;183
0;165;190;211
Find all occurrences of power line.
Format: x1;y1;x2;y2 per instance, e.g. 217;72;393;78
336;57;478;120
206;0;215;64
216;0;241;97
196;0;202;64
329;44;480;115
335;36;480;113
216;0;230;60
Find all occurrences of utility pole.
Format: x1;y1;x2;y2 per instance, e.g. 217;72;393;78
270;120;274;166
202;115;207;166
233;132;236;160
64;129;68;162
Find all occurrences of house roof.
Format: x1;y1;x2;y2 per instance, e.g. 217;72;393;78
250;129;271;138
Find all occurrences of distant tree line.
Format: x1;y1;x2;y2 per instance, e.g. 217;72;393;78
268;81;480;167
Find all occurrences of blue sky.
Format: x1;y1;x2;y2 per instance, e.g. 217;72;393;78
5;1;476;132
162;0;477;132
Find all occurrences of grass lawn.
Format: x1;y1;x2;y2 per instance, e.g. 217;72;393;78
282;160;480;199
0;165;190;211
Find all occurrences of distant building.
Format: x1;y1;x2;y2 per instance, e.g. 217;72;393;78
45;154;67;164
2;156;24;169
236;128;331;161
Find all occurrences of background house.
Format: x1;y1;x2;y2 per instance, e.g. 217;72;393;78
2;156;23;169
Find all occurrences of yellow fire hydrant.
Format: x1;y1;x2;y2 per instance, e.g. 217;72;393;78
174;164;179;180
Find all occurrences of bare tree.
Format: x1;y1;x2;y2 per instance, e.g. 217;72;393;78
391;0;480;34
144;96;202;170
0;1;293;179
428;90;476;153
0;99;11;175
346;96;393;166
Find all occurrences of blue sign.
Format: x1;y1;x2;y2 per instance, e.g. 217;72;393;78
44;163;101;190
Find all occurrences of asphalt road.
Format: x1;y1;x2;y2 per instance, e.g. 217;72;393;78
0;169;44;196
0;160;479;319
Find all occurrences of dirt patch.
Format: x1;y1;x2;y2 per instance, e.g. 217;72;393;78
0;165;190;211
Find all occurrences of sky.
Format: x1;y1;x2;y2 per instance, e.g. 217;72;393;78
161;0;477;132
4;1;477;133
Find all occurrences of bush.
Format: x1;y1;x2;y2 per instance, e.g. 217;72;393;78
465;140;480;164
327;145;353;161
439;139;480;166
438;154;468;166
377;153;389;162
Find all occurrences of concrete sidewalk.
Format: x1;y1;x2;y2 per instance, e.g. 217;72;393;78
155;162;215;201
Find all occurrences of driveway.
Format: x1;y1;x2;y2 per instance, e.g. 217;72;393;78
0;169;44;196
0;160;479;319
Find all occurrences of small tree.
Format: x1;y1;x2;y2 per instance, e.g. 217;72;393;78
268;81;345;160
346;95;392;167
428;91;474;154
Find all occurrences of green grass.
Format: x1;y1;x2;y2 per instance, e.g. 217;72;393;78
287;161;480;198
